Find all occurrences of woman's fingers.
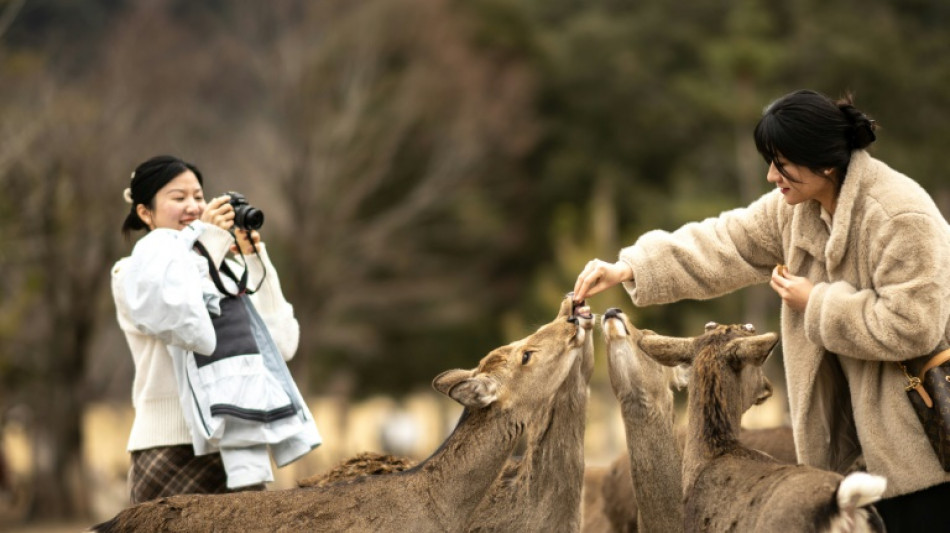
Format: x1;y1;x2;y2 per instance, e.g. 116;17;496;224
769;265;812;311
574;259;626;302
202;195;235;230
231;229;261;254
769;266;787;293
208;195;230;209
573;260;599;301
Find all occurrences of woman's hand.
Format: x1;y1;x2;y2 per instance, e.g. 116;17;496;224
573;259;633;302
201;195;235;232
231;228;261;255
770;264;813;311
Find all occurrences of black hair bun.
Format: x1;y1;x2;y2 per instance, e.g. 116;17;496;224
837;101;877;150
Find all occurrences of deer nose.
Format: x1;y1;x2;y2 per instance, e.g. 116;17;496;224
604;308;622;319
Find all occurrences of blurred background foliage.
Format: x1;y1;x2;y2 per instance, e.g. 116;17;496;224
1;0;949;520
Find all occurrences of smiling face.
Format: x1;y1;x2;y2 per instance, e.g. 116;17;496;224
135;170;206;230
766;156;838;214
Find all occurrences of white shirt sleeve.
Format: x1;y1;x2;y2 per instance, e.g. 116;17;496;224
121;223;217;355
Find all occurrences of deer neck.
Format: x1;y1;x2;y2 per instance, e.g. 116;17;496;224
617;356;685;530
683;358;742;491
527;362;588;494
419;405;526;524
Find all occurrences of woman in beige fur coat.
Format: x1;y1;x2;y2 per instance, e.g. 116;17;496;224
574;89;950;532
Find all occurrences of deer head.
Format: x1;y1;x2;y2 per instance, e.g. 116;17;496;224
602;307;689;401
433;295;593;416
637;322;778;412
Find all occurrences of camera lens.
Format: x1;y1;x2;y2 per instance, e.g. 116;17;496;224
235;206;264;230
227;191;265;230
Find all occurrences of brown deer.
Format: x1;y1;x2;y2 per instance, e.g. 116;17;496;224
599;308;795;533
296;293;597;532
586;433;797;533
638;321;886;533
88;296;594;533
466;292;595;532
602;307;689;533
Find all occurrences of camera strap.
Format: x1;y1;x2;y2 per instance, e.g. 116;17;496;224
230;229;266;295
193;240;248;297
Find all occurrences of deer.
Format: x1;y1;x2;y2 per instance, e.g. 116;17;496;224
600;308;796;533
465;291;595;532
296;292;597;532
602;307;689;533
637;321;886;532
87;295;594;533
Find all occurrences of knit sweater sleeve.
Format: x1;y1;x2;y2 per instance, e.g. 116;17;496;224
120;224;217;355
242;243;300;362
619;190;786;306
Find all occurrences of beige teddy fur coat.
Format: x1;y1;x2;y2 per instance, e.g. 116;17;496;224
619;150;950;498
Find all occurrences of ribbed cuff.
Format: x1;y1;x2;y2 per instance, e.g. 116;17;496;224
196;224;235;268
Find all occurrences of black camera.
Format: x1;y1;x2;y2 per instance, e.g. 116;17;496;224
226;191;264;230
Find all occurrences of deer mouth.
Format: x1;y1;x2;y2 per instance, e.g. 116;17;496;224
601;308;629;337
572;300;593;320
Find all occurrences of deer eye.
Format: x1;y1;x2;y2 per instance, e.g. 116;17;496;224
704;321;718;331
522;351;534;365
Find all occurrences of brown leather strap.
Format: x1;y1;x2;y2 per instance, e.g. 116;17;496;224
899;348;950;409
909;380;934;409
921;348;950;376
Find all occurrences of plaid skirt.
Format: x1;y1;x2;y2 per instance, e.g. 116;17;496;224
129;444;264;504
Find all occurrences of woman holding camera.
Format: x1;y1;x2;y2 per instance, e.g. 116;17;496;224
111;155;315;503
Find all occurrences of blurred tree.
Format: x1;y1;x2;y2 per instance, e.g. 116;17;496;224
220;0;541;397
0;55;125;520
0;0;278;519
511;0;748;334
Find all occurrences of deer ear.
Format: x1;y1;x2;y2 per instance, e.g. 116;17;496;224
432;369;471;396
637;334;694;367
728;332;779;367
432;369;499;409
